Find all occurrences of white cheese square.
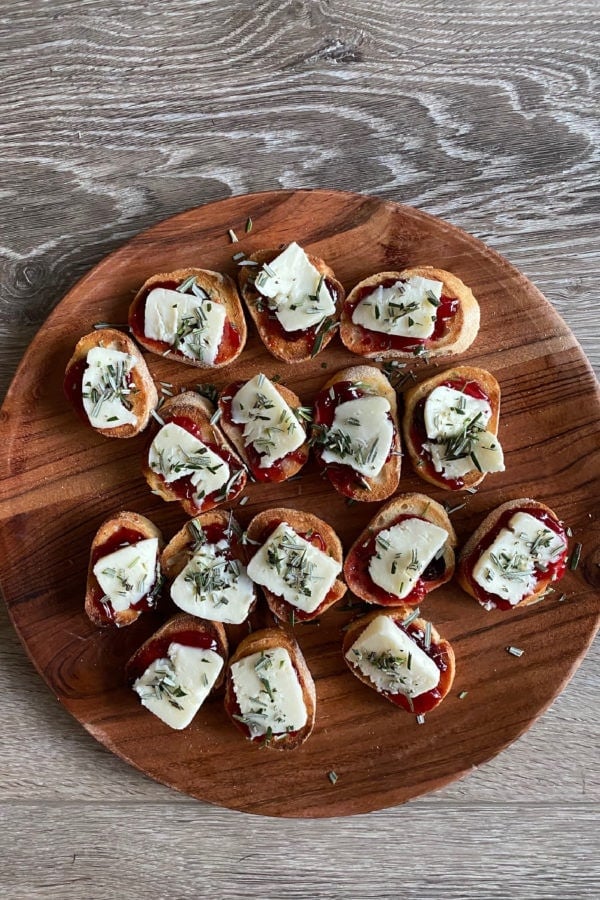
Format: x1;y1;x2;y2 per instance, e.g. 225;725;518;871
351;275;443;339
171;539;255;624
253;242;336;332
247;522;341;614
230;374;305;468
230;647;307;738
346;615;440;698
148;422;230;500
424;429;504;479
93;537;159;614
144;285;226;364
133;642;223;730
320;395;394;478
368;518;448;599
82;346;138;429
508;512;566;566
472;526;538;607
424;385;492;440
423;386;504;478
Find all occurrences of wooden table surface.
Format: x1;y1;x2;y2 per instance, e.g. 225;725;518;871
1;1;598;897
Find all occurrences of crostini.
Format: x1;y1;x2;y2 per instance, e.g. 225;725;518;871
143;391;247;516
311;365;401;502
85;511;163;628
457;498;569;611
224;628;316;749
340;266;480;360
128;268;246;368
403;365;505;491
218;373;310;483
237;241;345;362
344;494;456;607
126;614;228;730
161;512;257;625
343;608;455;715
64;328;158;438
244;507;346;623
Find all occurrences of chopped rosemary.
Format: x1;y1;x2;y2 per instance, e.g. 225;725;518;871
416;714;426;725
401;607;421;628
445;501;466;514
228;228;239;243
93;321;129;331
210;407;222;425
569;542;582;570
328;770;338;785
458;691;468;700
150;409;165;427
195;383;219;405
239;496;249;506
424;621;432;650
506;646;524;657
245;217;253;233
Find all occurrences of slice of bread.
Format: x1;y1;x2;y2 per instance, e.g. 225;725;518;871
128;268;247;368
344;493;457;606
126;613;228;691
142;391;247;516
456;498;569;610
402;365;501;491
340;266;480;360
64;328;158;438
224;627;316;750
342;608;456;714
312;364;401;502
85;511;163;628
245;507;346;622
217;378;309;483
237;247;345;362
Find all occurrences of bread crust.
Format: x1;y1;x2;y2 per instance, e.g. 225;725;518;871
342;608;456;712
402;365;501;491
217;379;309;482
245;507;346;622
64;328;158;438
313;364;401;502
142;391;247;516
237;247;345;363
340;266;480;360
85;511;163;628
343;493;457;606
128;268;247;368
456;498;568;609
126;613;229;691
224;627;316;750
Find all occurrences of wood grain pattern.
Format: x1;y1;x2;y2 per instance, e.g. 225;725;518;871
0;189;597;817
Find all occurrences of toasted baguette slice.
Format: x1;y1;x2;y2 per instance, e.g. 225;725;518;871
245;507;346;622
85;511;163;628
342;608;456;714
142;391;247;516
218;376;309;483
344;493;457;606
457;498;569;611
128;268;247;368
238;246;345;362
224;627;316;750
340;267;480;360
402;365;502;491
64;328;158;438
312;365;401;502
161;511;257;625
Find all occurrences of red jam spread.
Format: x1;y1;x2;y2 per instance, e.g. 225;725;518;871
463;506;568;610
63;356;137;426
90;527;159;624
312;380;394;496
151;413;245;509
186;519;248;566
129;277;242;363
347;277;459;353
128;630;219;682
345;514;447;606
410;378;490;490
219;381;307;483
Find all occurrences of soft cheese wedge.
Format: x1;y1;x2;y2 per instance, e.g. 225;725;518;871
128;268;246;368
85;511;163;628
238;243;345;362
244;508;346;622
340;266;480;360
161;512;257;625
311;365;401;502
343;609;456;715
403;365;504;491
64;328;158;438
127;614;228;730
224;628;316;749
457;498;569;610
344;494;457;606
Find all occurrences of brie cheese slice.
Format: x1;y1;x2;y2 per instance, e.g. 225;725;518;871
352;275;443;339
253;242;335;332
171;539;255;624
93;537;159;614
320;395;394;478
144;285;226;364
368;518;448;599
148;421;230;500
230;647;307;738
230;374;305;468
82;346;137;429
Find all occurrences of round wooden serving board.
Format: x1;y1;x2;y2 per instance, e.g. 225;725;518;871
0;189;598;818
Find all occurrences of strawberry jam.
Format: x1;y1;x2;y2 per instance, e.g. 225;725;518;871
90;527;160;625
128;630;220;682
